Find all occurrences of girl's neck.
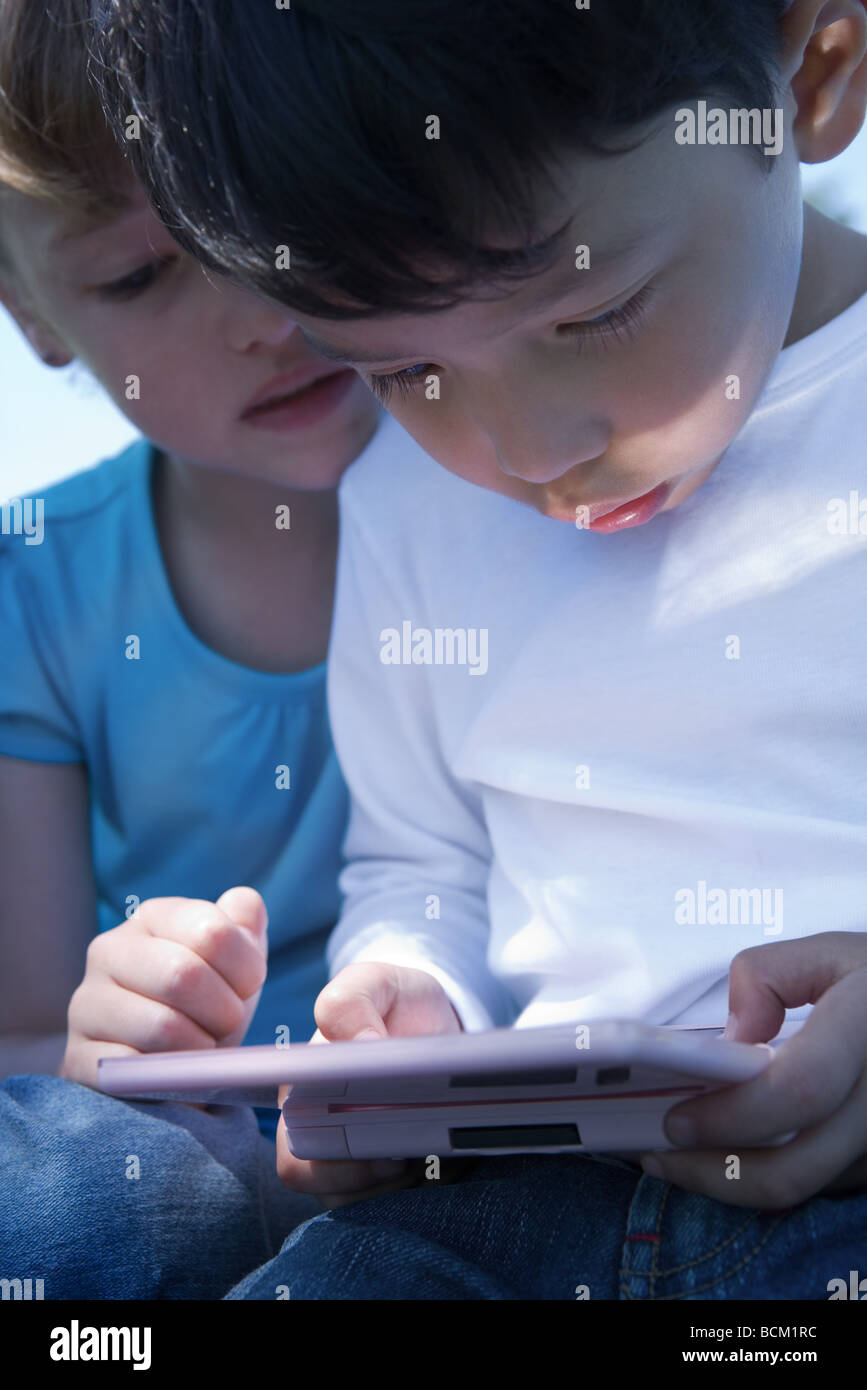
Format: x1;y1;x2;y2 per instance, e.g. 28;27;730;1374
159;450;338;544
152;449;339;673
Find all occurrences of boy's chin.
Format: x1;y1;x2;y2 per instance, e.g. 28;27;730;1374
663;456;725;510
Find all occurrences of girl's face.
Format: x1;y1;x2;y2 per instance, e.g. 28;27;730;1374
0;175;380;489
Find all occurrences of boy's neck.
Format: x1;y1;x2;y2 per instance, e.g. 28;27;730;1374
784;201;867;349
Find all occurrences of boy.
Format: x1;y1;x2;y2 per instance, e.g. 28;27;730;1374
81;0;867;1296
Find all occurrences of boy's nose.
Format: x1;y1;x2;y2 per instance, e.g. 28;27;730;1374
491;424;610;487
474;384;610;486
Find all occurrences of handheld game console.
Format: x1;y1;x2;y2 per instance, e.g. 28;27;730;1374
98;1017;804;1159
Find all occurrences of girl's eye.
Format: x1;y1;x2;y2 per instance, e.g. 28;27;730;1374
366;284;655;405
97;257;173;300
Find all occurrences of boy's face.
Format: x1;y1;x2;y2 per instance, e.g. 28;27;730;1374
0;175;379;489
292;100;805;529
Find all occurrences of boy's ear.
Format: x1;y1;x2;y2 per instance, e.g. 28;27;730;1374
780;0;867;163
0;270;74;367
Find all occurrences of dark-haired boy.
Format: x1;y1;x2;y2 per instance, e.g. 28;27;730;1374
86;0;867;1297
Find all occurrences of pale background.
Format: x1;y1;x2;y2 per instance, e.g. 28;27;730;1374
2;137;867;503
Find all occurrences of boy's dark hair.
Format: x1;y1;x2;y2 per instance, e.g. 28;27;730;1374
91;0;790;320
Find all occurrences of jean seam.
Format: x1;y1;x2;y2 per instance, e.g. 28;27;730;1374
655;1202;758;1277
620;1189;790;1300
619;1173;667;1297
645;1214;791;1299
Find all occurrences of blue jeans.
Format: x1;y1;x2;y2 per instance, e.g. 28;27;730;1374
0;1075;320;1299
3;1076;866;1299
227;1152;867;1300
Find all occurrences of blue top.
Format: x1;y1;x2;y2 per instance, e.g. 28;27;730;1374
0;439;348;1134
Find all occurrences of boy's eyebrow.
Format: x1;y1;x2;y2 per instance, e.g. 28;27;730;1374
299;218;664;365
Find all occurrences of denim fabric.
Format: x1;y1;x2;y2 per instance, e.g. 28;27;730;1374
226;1153;646;1300
226;1153;867;1301
4;1075;867;1301
0;1075;320;1300
619;1171;867;1300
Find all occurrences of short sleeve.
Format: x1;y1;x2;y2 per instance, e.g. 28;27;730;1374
0;537;84;762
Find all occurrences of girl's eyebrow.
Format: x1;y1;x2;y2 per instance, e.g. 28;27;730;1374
49;221;108;252
49;214;123;252
300;215;667;366
49;199;141;254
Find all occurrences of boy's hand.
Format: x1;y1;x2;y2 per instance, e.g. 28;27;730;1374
277;962;463;1208
640;933;867;1208
60;887;268;1089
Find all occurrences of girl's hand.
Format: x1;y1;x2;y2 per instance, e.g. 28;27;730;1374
640;933;867;1207
61;886;268;1088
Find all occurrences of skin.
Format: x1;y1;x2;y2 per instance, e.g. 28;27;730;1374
0;167;381;1082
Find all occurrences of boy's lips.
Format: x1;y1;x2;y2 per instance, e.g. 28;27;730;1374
579;480;674;533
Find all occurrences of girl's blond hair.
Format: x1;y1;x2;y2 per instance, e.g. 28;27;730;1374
0;0;129;231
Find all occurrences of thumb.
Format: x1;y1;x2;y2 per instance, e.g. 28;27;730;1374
216;885;268;952
313;963;397;1043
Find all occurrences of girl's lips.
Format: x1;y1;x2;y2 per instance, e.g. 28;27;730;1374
239;368;358;432
582;481;674;533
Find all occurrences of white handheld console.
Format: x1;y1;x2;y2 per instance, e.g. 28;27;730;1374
98;1017;804;1159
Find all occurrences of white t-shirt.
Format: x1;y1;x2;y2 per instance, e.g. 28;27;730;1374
326;288;867;1032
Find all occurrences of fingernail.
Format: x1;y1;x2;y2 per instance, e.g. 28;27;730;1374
722;1012;738;1041
640;1154;665;1179
355;1028;384;1042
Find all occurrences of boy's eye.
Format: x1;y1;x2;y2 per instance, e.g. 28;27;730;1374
367;360;431;404
557;283;655;347
366;284;655;405
96;257;174;300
